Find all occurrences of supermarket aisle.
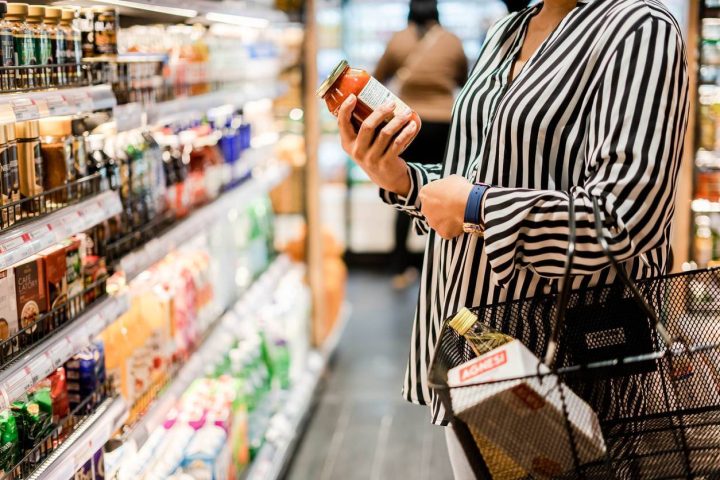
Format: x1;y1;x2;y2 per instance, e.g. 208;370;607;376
287;271;453;480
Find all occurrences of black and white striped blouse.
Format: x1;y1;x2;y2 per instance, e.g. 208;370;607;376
380;0;689;425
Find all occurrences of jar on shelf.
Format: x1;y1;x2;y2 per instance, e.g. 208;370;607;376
316;59;422;140
25;5;51;88
42;7;64;86
39;116;76;202
92;7;118;56
59;8;81;84
3;123;20;219
16;120;43;210
7;3;36;90
0;2;16;92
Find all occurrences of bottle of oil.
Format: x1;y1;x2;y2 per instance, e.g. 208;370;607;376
7;3;35;90
25;5;50;88
448;308;514;357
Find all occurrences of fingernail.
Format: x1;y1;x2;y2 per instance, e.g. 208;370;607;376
346;94;356;104
408;121;417;132
401;109;412;119
384;101;396;110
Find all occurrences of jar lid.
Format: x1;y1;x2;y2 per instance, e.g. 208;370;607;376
16;120;39;139
39;116;72;137
7;3;28;17
4;123;15;142
43;6;61;22
60;8;74;22
27;4;44;20
316;59;349;99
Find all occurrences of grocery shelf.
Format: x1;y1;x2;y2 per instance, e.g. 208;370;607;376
0;293;130;410
0;189;123;270
120;158;289;280
0;84;116;123
28;396;128;480
245;302;351;480
116;255;294;473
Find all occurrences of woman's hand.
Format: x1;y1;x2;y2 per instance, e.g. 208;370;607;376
419;175;474;240
337;94;418;196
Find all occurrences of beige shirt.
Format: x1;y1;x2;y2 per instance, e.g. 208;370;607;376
374;24;468;123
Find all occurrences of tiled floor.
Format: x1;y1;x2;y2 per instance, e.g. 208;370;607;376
286;270;453;480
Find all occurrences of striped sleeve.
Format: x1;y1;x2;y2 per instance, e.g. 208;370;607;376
379;162;443;234
481;18;689;287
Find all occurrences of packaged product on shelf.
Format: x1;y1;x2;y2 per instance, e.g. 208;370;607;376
74;457;93;480
70;117;88;179
1;123;21;222
448;340;606;479
0;409;19;470
0;2;16;92
0;267;18;346
11;393;52;451
16;120;44;211
65;341;105;409
61;8;81;82
43;6;64;86
40;244;68;327
82;255;106;305
63;238;84;310
48;367;69;422
39;116;76;201
14;255;47;341
7;3;36;90
26;5;51;87
92;7;118;56
77;8;93;59
181;424;230;479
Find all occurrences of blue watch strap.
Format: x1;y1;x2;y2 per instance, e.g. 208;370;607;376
464;184;489;225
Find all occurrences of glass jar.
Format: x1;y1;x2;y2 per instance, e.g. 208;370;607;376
317;59;422;136
16;120;43;210
3;124;21;221
0;2;16;92
39;116;76;202
70;116;88;179
26;5;50;88
78;8;93;59
59;8;80;84
92;6;117;56
7;3;35;90
42;6;63;86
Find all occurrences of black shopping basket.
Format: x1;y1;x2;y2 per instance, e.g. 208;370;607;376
429;196;720;479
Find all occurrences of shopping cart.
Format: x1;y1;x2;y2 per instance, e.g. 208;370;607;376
429;197;720;479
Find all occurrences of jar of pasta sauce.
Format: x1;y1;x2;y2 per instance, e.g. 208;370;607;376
317;59;421;137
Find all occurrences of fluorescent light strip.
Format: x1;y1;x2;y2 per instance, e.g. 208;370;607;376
205;12;270;28
94;0;198;18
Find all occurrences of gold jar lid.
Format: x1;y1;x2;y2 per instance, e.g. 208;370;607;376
4;124;16;142
448;308;478;336
60;8;75;23
43;7;61;23
26;5;44;22
16;120;39;139
39;116;72;137
7;3;29;19
316;59;349;99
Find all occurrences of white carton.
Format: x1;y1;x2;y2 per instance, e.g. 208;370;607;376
448;340;607;478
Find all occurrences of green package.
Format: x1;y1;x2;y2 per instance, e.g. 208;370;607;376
0;410;19;471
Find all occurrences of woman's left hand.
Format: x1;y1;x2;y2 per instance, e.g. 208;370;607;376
419;175;474;240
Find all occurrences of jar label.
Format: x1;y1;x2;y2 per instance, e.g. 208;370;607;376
0;30;14;66
357;77;412;117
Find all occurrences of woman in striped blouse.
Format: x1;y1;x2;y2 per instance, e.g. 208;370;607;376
336;0;689;477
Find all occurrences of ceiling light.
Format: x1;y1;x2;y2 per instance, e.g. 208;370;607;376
94;0;198;18
205;12;270;29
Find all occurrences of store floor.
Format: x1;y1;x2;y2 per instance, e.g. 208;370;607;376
286;270;453;480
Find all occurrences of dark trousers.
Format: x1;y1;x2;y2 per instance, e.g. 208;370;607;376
392;121;451;273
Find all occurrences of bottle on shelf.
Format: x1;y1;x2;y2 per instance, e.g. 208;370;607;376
59;8;80;84
0;1;17;91
42;7;64;86
0;123;20;225
7;3;36;90
16;120;43;212
25;5;50;88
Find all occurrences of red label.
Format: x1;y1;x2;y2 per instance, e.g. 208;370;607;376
511;383;545;410
459;350;507;383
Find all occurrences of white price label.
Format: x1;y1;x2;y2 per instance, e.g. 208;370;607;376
11;98;40;121
32;354;53;383
64;91;93;112
49;337;74;367
45;94;72;116
4;367;36;399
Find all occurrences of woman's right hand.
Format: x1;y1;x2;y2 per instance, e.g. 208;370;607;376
337;94;417;197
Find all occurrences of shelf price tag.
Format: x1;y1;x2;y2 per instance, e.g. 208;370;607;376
64;91;93;112
44;94;72;116
3;367;36;401
11;98;40;121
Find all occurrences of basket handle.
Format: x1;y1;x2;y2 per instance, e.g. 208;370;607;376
543;194;673;367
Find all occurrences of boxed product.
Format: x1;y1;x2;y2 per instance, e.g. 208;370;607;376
82;256;107;305
448;340;606;478
14;256;47;340
63;239;84;317
181;424;230;480
40;245;68;320
0;268;18;345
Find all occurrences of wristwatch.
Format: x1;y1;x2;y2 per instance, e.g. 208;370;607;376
463;183;490;236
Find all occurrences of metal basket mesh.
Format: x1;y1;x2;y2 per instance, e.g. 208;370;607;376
429;267;720;479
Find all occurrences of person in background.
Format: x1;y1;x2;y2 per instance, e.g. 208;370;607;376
373;0;468;289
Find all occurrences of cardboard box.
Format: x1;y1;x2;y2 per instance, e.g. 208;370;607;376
0;268;18;344
63;239;84;317
448;340;606;478
14;255;47;336
40;245;68;314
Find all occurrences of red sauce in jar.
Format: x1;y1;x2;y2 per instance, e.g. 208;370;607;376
317;59;422;135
